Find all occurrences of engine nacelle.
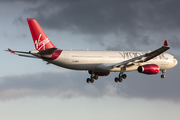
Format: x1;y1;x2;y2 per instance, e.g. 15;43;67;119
137;64;159;75
94;72;110;76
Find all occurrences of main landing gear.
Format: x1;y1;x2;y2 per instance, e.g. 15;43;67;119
114;73;127;83
115;66;127;83
161;70;166;78
86;71;98;83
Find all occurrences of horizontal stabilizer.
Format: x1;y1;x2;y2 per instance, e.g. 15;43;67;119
38;47;58;55
5;48;30;54
5;48;40;59
7;48;15;54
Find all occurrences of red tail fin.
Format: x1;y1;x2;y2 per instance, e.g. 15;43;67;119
27;18;57;50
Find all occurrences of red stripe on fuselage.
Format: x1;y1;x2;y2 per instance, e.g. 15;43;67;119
41;49;62;60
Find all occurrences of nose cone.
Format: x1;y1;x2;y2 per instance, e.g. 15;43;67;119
175;59;178;66
172;59;178;67
167;58;178;70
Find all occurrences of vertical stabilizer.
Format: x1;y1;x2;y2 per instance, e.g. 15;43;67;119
27;18;56;50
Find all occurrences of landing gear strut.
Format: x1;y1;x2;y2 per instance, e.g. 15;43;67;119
86;71;98;83
161;70;166;78
115;66;127;83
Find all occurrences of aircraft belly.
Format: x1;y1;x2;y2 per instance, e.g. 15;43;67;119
49;55;99;70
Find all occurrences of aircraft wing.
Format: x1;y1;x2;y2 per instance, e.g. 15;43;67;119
96;40;170;71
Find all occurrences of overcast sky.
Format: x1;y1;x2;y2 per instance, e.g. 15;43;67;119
0;0;180;120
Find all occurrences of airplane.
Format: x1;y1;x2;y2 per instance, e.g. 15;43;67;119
6;18;178;83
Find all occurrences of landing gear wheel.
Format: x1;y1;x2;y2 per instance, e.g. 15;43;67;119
119;77;123;82
161;75;166;78
161;70;166;79
94;75;98;80
122;74;127;79
90;78;94;83
115;77;119;82
86;78;91;83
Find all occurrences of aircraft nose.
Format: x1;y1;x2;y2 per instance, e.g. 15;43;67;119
173;59;178;66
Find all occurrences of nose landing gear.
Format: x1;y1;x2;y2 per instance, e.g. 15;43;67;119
161;70;166;78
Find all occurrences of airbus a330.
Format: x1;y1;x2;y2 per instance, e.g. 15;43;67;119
6;19;178;83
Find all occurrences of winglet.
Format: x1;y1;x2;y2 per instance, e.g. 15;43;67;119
163;40;168;47
8;48;15;54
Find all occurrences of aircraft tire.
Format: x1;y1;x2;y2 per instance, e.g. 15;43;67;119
86;78;91;83
115;77;119;82
94;75;98;80
91;78;94;83
161;75;166;78
122;74;127;79
119;77;123;82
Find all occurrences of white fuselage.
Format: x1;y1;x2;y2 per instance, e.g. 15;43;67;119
47;50;178;72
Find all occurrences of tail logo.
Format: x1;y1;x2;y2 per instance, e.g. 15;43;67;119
35;34;50;50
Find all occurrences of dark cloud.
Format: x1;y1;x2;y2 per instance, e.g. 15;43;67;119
0;71;113;100
0;0;39;3
35;1;137;34
22;0;180;49
0;55;180;101
3;0;180;50
1;0;180;102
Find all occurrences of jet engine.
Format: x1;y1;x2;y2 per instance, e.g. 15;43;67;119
137;64;159;74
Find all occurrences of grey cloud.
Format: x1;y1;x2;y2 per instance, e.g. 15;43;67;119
2;0;180;50
0;71;110;100
1;0;180;101
0;0;39;3
29;0;139;37
11;0;179;50
0;55;180;101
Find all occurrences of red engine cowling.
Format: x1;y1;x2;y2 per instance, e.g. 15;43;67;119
94;72;110;76
137;64;159;74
